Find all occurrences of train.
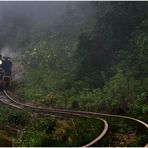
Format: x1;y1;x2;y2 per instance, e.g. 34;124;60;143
0;54;12;90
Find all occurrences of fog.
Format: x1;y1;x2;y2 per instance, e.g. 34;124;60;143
0;1;96;51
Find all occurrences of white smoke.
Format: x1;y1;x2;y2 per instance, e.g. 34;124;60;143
1;46;16;58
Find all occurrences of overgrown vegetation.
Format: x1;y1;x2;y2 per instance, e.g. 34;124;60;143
0;1;148;146
0;106;102;146
14;2;148;121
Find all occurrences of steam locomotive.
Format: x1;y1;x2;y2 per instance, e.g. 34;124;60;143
0;54;12;90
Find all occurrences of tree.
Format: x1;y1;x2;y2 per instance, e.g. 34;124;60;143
74;2;148;88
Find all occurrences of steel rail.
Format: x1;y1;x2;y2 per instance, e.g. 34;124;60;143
82;117;108;147
3;90;148;141
51;109;148;129
1;90;109;147
3;90;148;129
0;96;22;109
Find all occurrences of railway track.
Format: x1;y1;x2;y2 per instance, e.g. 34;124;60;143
0;90;108;147
0;90;148;146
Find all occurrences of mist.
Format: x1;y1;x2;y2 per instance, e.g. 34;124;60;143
0;1;96;52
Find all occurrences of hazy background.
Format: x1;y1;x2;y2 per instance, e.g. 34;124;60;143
0;1;96;52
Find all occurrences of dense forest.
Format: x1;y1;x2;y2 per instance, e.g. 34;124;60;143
0;1;147;146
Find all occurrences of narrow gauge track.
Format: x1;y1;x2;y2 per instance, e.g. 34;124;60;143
1;90;148;146
0;90;108;147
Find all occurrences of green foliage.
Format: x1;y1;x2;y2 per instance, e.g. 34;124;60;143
17;38;76;101
40;91;65;108
51;118;102;147
102;71;139;113
128;18;148;78
7;110;31;127
15;3;148;120
1;3;148;146
74;2;148;88
20;130;50;147
17;69;59;101
20;116;102;147
31;117;56;134
19;116;57;146
23;40;74;71
0;107;9;126
129;92;148;122
0;107;30;128
67;88;103;111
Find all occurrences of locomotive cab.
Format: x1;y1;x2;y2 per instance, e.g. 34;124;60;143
0;55;12;90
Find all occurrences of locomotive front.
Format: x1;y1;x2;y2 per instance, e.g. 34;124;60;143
0;54;12;90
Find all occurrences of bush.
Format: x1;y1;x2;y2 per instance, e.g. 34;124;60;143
20;130;50;147
20;116;57;146
101;71;143;114
40;91;64;108
129;92;148;121
52;118;102;147
0;107;30;128
67;88;103;111
8;110;31;127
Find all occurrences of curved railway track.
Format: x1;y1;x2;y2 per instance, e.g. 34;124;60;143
0;90;148;146
0;90;108;147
